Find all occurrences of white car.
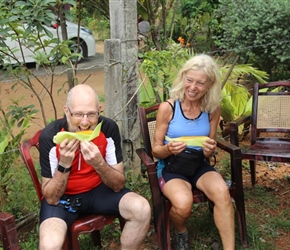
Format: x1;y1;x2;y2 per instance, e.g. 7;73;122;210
1;20;96;64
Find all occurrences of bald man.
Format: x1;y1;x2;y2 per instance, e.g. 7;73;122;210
39;84;150;250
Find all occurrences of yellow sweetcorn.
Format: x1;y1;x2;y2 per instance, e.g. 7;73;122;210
53;121;103;144
165;135;208;147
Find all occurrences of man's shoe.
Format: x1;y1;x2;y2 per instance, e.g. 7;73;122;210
174;231;190;250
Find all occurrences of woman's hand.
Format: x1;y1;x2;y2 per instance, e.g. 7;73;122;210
167;141;187;155
202;138;217;158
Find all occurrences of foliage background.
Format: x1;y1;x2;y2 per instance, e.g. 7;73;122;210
213;0;290;81
1;0;290;249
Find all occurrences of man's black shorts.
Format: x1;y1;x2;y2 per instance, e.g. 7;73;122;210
40;183;131;227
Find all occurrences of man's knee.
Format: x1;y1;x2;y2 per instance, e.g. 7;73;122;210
120;192;151;221
138;196;151;221
39;218;67;250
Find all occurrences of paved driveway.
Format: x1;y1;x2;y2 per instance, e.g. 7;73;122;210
0;52;104;83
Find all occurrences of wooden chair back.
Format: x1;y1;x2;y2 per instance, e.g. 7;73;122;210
139;104;159;159
252;81;290;144
230;81;290;185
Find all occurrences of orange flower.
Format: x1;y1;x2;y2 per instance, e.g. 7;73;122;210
178;37;185;45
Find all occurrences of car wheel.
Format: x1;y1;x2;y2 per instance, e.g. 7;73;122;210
69;39;87;63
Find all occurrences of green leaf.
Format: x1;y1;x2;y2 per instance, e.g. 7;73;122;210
0;134;9;154
244;96;253;116
230;84;249;117
220;90;235;122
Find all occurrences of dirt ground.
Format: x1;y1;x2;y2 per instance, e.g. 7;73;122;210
1;41;289;249
233;139;290;249
0;69;104;136
0;41;105;137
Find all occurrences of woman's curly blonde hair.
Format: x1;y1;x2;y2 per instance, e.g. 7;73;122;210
169;54;221;113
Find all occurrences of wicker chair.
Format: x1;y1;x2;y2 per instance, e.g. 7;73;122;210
20;130;124;249
136;104;248;249
230;81;290;185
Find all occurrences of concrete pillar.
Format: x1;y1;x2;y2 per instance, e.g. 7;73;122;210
105;0;139;172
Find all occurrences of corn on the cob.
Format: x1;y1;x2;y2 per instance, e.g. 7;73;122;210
53;121;103;144
165;135;208;147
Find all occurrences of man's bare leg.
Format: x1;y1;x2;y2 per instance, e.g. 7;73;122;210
119;192;151;250
39;218;67;250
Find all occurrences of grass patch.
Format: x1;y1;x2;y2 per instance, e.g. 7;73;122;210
1;162;289;249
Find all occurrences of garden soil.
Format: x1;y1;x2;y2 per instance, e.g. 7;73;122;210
1;41;289;249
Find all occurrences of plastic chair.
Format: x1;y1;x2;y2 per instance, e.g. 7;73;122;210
136;104;248;249
230;81;290;185
20;130;123;249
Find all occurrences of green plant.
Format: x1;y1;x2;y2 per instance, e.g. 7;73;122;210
0;0;83;127
219;63;268;123
0;98;37;210
125;169;151;201
0;151;39;249
214;151;231;180
87;17;110;40
214;0;290;81
2;160;289;249
70;6;110;41
0;0;78;65
138;40;193;106
171;0;218;51
138;42;268;135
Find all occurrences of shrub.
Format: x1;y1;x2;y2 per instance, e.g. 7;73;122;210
214;0;290;80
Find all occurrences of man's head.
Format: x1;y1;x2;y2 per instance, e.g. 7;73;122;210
64;84;100;132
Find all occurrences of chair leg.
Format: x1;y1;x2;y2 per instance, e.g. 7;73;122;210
91;230;101;247
165;200;172;250
90;217;125;247
62;234;70;250
234;194;249;248
161;199;171;250
153;199;171;250
70;230;81;250
250;160;256;185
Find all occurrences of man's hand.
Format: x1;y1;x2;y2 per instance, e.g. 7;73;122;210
80;140;104;168
59;138;80;167
80;140;125;191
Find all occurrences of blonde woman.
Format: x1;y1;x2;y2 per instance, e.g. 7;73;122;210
152;54;235;250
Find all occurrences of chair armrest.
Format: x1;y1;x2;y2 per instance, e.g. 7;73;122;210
232;115;251;126
216;137;241;154
229;115;251;146
216;138;243;189
135;148;163;206
136;148;156;172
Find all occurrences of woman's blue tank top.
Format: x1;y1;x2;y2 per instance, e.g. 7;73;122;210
165;100;210;150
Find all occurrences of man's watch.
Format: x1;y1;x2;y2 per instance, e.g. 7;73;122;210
57;164;72;173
